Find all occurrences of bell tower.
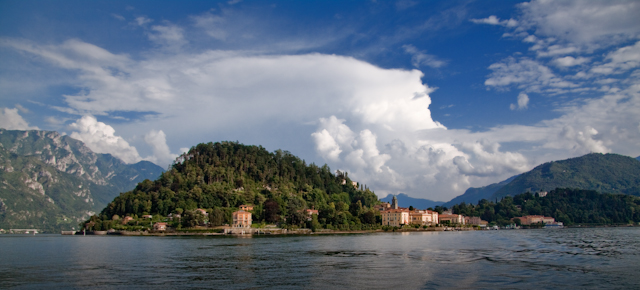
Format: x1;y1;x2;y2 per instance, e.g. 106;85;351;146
391;195;398;209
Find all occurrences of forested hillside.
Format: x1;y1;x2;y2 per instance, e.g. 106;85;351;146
87;142;380;231
491;153;640;199
452;188;640;226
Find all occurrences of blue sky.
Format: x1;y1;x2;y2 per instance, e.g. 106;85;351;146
1;0;639;201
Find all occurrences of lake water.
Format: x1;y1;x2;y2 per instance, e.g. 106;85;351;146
1;227;639;289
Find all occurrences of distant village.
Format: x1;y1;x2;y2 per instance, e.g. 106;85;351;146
376;195;563;230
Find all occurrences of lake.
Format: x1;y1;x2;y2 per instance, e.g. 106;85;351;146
1;227;639;289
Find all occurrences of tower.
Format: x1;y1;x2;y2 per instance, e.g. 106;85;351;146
391;194;398;209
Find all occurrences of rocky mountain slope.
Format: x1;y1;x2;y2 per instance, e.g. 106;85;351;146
0;129;163;232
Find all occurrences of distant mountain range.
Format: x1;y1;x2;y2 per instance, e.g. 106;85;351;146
0;129;164;232
380;193;443;209
441;175;518;208
443;153;640;207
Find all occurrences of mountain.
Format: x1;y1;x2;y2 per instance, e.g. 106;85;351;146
380;193;443;209
636;156;640;161
84;141;381;231
441;175;518;208
451;188;640;226
0;129;164;232
491;153;640;199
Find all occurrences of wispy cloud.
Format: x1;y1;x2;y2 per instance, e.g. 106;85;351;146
470;15;518;27
403;44;447;68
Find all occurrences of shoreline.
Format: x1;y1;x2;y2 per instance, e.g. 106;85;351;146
63;226;468;236
44;223;640;236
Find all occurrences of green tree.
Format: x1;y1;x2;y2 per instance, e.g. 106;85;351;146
181;210;205;228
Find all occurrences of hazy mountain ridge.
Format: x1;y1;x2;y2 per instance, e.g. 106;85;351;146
380;193;443;209
442;175;518;208
0;129;163;232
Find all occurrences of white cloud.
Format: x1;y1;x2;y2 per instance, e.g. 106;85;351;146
510;93;529;110
192;12;227;41
15;104;29;113
591;41;640;74
312;116;391;173
111;14;125;21
69;116;142;164
485;57;577;93
312;129;342;162
552;56;590;67
402;44;446;68
135;16;152;26
4;39;444;133
0;107;38;130
470;15;518;27
143;130;178;166
148;24;187;49
517;0;640;50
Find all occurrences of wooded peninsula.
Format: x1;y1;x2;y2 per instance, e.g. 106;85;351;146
81;142;640;234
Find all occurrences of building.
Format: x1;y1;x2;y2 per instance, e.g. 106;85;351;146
305;208;319;221
232;210;252;228
391;195;399;209
153;222;168;231
514;215;555;225
381;209;410;226
122;216;134;224
374;202;391;211
142;215;152;219
196;208;208;216
239;205;254;211
464;216;487;226
439;214;465;225
409;209;439;225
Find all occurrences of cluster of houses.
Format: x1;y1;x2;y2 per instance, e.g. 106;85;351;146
376;195;487;227
376;195;563;228
375;195;485;228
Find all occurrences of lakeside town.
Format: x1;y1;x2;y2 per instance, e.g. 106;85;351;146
11;194;562;236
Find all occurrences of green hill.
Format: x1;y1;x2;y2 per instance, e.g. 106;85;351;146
0;129;163;232
492;153;640;199
85;141;381;231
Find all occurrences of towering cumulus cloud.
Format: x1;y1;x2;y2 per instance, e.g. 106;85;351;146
69;116;142;164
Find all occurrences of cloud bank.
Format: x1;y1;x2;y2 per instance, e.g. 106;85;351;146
2;0;640;201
